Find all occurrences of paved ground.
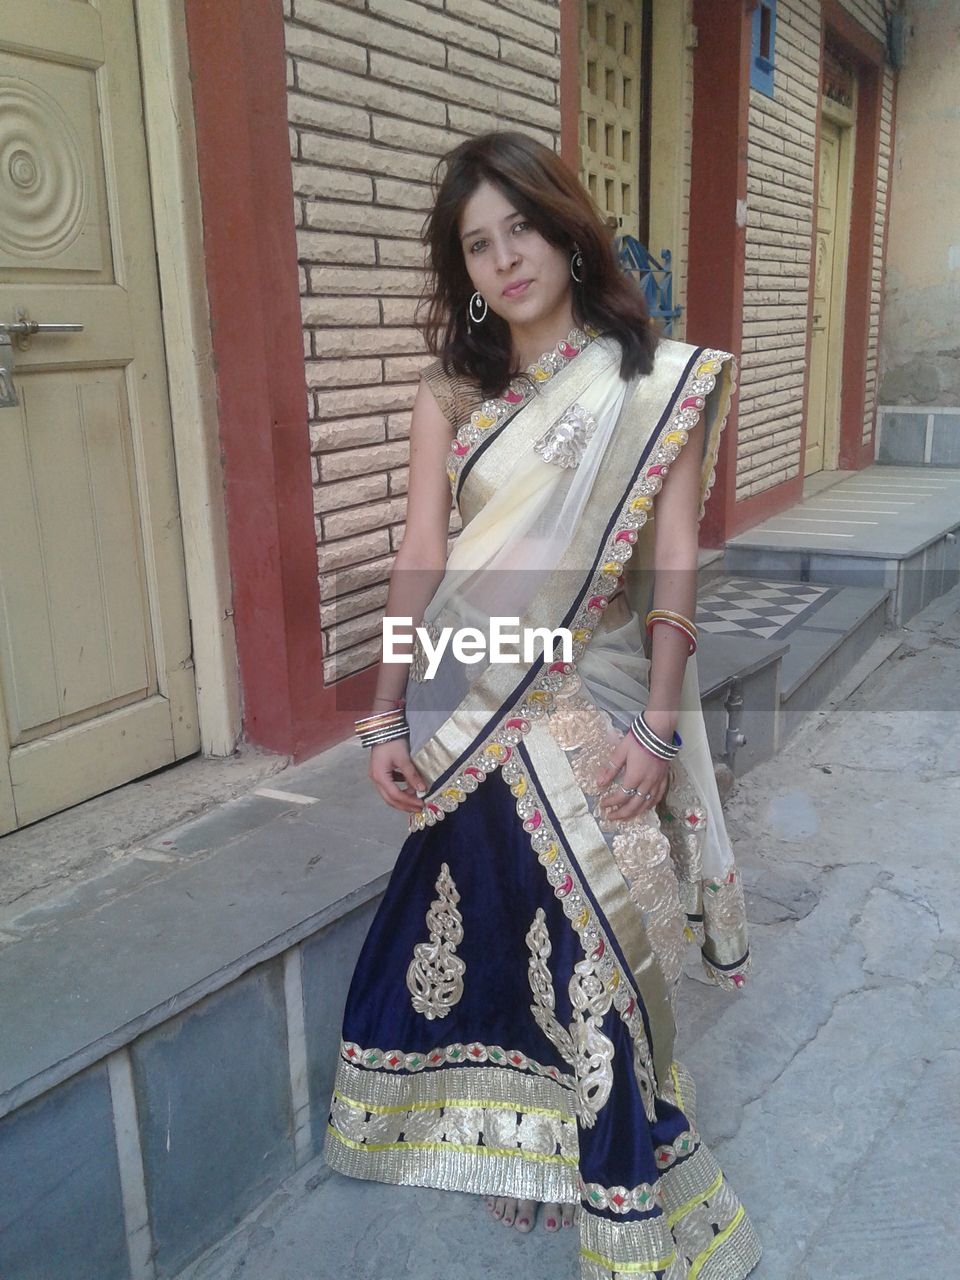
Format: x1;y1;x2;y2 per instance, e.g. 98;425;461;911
0;747;286;921
173;587;960;1280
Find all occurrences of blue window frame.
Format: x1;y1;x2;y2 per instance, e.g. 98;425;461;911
751;0;777;97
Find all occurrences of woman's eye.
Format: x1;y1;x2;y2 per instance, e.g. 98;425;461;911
513;221;530;233
469;239;486;254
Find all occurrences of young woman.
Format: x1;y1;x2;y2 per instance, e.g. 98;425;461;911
324;131;762;1280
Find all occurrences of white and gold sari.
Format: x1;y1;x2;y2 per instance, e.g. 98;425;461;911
324;328;762;1280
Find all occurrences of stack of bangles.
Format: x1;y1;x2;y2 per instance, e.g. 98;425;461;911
645;607;698;655
630;609;698;760
630;709;682;759
354;699;410;748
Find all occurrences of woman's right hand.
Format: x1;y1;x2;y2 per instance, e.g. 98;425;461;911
369;739;429;813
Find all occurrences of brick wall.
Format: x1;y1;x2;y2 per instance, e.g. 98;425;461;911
866;67;894;445
738;0;819;502
736;0;892;500
841;0;892;450
284;0;561;682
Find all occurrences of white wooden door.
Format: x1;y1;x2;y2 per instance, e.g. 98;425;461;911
0;0;199;832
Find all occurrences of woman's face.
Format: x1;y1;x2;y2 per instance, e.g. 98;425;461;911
458;179;572;333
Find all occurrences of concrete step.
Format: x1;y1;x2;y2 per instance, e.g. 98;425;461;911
722;464;960;625
776;585;889;741
694;574;893;769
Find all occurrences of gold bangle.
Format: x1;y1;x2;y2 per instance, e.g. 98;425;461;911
646;608;698;636
354;710;406;732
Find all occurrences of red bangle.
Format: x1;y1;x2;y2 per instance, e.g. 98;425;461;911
646;616;697;654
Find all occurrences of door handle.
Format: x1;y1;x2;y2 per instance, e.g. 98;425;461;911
0;321;84;335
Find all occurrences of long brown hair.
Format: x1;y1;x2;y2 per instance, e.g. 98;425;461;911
419;131;659;398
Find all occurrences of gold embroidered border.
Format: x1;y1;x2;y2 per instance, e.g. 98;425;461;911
329;1095;578;1165
519;727;676;1090
330;1056;575;1112
688;1209;763;1280
445;324;604;495
455;332;619;512
579;1143;762;1280
653;754;752;991
338;1037;575;1086
323;1058;761;1279
323;1060;581;1203
325;1121;580;1204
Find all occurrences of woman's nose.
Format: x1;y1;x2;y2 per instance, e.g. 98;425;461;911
494;239;520;270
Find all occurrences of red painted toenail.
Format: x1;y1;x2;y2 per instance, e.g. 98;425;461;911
548;1218;557;1227
518;1218;528;1225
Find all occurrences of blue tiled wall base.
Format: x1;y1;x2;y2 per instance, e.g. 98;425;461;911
133;964;293;1278
877;409;960;466
0;898;381;1280
0;1067;129;1280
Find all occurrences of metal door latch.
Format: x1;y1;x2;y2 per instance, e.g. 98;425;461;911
0;334;18;409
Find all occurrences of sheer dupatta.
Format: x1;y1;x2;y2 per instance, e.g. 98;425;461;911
403;331;751;1008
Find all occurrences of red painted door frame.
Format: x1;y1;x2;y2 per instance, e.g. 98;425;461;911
686;0;755;547
184;0;371;759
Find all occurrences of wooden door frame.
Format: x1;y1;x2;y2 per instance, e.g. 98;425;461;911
812;2;888;471
134;0;241;756
817;95;857;474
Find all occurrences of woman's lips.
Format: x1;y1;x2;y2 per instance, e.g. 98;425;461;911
502;279;532;298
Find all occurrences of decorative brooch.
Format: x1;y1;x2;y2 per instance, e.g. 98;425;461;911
532;402;598;469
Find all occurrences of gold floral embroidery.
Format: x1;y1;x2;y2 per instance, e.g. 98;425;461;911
525;908;573;1057
525;907;616;1129
339;1037;573;1084
406;862;466;1020
330;1091;578;1158
542;674;689;1015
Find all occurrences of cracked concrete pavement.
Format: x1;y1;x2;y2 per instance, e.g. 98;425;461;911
175;585;960;1280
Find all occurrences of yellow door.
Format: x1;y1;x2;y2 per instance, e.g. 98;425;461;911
579;0;646;239
806;113;851;476
0;0;199;832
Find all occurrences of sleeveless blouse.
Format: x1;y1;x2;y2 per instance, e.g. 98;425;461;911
420;357;485;431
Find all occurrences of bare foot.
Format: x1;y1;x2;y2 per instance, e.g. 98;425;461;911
484;1196;578;1232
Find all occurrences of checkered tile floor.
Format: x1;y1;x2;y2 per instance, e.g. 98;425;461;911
695;577;838;640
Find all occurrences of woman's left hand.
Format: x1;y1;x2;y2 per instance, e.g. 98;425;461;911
596;729;672;822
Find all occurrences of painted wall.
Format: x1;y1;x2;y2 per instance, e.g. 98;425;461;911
880;0;960;406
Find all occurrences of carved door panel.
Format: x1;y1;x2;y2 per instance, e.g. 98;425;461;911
0;0;198;831
579;0;649;241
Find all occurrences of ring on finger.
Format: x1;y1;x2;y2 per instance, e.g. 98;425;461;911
617;782;639;796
